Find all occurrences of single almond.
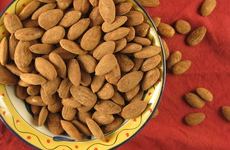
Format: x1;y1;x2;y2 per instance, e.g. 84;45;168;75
92;111;114;125
200;0;217;16
60;39;86;55
125;10;144;26
0;37;8;66
59;10;82;28
3;14;23;34
121;101;148;119
141;54;162;72
18;1;41;20
89;6;104;27
222;106;230;121
41;26;65;44
186;26;207;46
195;87;213;101
175;20;191;34
77;54;97;73
104;27;130;41
47;113;64;135
98;0;116;23
61;120;83;141
97;83;114;100
102;16;128;32
86;118;105;142
20;73;46;85
157;23;175;37
73;0;90;14
29;43;55;54
38;106;49;126
116;2;133;16
67;59;81;86
0;67;18;85
134;46;161;58
134;23;150;37
94;100;122;115
167;51;182;69
172;60;191;75
95;54;117;76
57;78;72;99
116;53;134;72
141;68;160;91
185;92;205;108
31;3;57;20
49;52;67;78
184;112;205;126
93;41;116;60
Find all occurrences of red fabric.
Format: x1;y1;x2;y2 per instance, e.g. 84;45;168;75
1;0;230;150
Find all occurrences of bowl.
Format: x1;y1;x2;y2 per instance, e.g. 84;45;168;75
0;0;166;149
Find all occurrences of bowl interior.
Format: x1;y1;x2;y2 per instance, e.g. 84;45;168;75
0;0;166;149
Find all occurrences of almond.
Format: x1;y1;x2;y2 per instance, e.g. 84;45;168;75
52;47;76;60
0;67;19;85
16;85;28;100
137;0;160;7
18;1;41;20
172;60;191;75
41;76;61;95
134;23;150;37
125;26;135;42
132;58;144;71
49;52;67;78
104;27;130;41
195;87;213;101
40;87;57;105
152;17;161;27
20;73;46;85
116;53;134;72
62;97;81;108
101;116;124;133
114;38;127;52
184;112;205;126
73;0;90;14
98;0;116;23
102;16;128;32
94;100;122;114
25;95;46;106
134;45;161;58
56;0;73;10
61;105;77;121
125;84;140;101
80;70;92;86
9;34;19;60
105;62;121;85
92;111;114;125
157;23;175;37
185;92;205;108
91;75;105;93
97;83;114;100
71;120;92;137
89;6;104;27
27;85;41;96
31;3;57;20
31;105;42;115
141;68;160;91
175;20;191;34
67;18;90;40
38;9;64;30
111;91;125;106
133;37;151;46
120;43;142;54
161;39;170;60
59;39;86;55
47;97;63;113
47;113;64;135
116;2;133;16
29;43;54;54
59;10;82;28
41;26;65;44
35;57;57;80
89;0;99;7
167;51;182;69
22;19;39;28
0;37;8;66
70;85;97;107
222;106;230;121
3;14;23;34
77;54;97;73
141;54;161;72
38;106;49;126
93;41;115;60
186;26;207;46
121;101;148;119
80;26;102;51
86;118;105;142
61;120;83;141
117;71;143;92
125;10;144;26
67;59;81;86
200;0;217;16
95;54;117;76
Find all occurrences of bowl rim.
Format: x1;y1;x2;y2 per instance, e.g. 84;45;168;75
0;0;166;149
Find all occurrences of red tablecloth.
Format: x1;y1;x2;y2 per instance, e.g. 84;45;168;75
1;0;230;150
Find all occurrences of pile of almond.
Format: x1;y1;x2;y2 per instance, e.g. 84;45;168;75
0;0;164;142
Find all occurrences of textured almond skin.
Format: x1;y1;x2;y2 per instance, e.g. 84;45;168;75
95;54;117;76
134;23;150;37
47;113;64;135
80;70;92;86
134;46;161;58
120;43;142;54
185;93;205;108
157;23;175;37
42;26;65;44
99;0;116;23
94;100;122;115
20;73;46;85
60;39;86;55
116;2;132;16
116;53;134;72
167;51;182;69
175;20;191;34
102;16;128;32
9;34;19;60
38;9;64;30
4;14;23;34
14;41;33;68
141;54;161;72
62;97;81;108
25;96;46;106
141;68;160;91
97;83;114;100
67;18;90;40
137;0;160;7
22;19;39;28
105;63;121;85
61;120;83;141
86;118;105;142
133;37;151;46
56;0;73;10
125;26;135;42
70;85;97;107
29;44;54;54
92;111;114;125
0;37;8;66
152;17;161;27
71;120;92;137
49;52;67;78
52;47;76;60
16;85;28;99
111;91;125;106
125;11;144;26
89;6;104;27
222;106;230;121
41;76;61;95
38;106;49;126
117;71;143;92
15;28;44;41
0;67;18;85
161;39;170;60
59;10;82;28
121;101;148;119
77;54;97;73
32;3;57;20
125;84;140;101
73;0;90;14
80;26;102;51
102;116;124;133
89;0;99;7
172;60;191;75
104;27;130;41
200;0;217;16
18;1;41;20
27;85;41;96
61;105;77;121
93;41;115;60
185;113;205;126
35;57;57;80
91;75;105;93
186;26;207;46
5;63;23;76
114;38;127;52
67;59;81;86
196;87;213;101
31;105;42;115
